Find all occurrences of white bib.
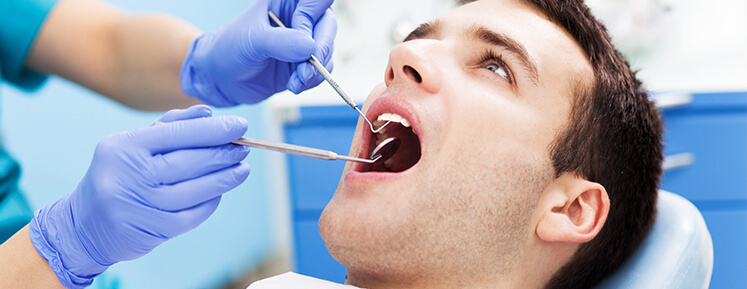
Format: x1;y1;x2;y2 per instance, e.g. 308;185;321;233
247;272;365;289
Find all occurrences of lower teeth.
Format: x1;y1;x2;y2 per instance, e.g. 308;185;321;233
384;158;394;168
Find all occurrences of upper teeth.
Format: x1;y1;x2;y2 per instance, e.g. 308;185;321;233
376;113;410;128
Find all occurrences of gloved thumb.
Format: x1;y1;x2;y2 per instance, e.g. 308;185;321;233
252;27;314;63
157;105;213;123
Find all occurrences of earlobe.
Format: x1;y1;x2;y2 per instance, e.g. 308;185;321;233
536;173;609;244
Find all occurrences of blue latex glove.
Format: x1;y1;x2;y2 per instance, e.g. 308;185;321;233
180;0;337;106
29;105;251;288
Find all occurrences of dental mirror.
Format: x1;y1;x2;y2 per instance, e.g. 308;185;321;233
370;137;401;164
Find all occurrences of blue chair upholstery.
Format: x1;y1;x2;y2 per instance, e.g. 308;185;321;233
596;191;714;289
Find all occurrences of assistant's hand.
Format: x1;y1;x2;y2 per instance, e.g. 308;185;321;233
180;0;337;107
29;105;250;288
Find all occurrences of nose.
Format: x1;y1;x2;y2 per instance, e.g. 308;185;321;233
384;40;443;94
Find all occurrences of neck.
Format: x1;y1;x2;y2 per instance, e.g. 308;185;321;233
345;267;521;289
344;244;573;289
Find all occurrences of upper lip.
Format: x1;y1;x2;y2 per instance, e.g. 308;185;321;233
354;95;423;171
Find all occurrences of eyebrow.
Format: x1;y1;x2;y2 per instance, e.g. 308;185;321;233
404;21;540;86
404;20;444;42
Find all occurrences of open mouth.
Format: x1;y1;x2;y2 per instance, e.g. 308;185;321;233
359;113;422;173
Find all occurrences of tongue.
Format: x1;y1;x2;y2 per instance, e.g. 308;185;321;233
387;135;420;171
383;124;421;172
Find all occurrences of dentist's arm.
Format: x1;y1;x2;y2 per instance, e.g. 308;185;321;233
0;226;65;289
26;0;201;110
25;0;336;111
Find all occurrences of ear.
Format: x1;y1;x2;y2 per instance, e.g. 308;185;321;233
536;173;609;243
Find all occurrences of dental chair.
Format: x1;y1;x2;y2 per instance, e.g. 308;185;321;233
596;191;714;289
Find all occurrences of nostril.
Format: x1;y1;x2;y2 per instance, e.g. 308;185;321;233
403;65;422;83
386;66;395;84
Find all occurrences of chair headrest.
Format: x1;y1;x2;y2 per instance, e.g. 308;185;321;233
595;190;713;289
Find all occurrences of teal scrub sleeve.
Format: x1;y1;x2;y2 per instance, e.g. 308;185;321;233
0;145;32;243
0;0;58;90
0;188;33;242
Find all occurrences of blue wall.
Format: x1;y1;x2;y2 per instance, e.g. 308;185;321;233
0;0;275;288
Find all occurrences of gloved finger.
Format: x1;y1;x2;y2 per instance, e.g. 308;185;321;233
135;116;248;154
291;0;334;36
253;27;314;63
288;57;334;93
151;144;250;185
287;65;311;94
323;52;334;72
156;105;213;123
155;197;222;239
313;8;337;65
287;59;334;94
286;56;334;94
288;9;336;93
143;163;250;211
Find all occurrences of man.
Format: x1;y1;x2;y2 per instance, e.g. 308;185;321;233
0;0;335;288
315;0;663;288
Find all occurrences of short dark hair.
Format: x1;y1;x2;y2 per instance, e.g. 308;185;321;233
457;0;664;288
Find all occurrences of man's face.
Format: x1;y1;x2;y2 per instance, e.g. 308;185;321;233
319;0;593;282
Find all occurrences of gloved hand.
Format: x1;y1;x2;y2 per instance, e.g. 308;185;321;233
180;0;337;107
29;105;251;288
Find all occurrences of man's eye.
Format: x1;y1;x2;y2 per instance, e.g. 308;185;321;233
476;50;514;85
485;63;510;82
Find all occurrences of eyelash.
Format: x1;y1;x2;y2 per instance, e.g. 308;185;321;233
477;50;513;84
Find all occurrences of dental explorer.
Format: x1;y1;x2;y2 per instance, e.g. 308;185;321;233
267;11;390;133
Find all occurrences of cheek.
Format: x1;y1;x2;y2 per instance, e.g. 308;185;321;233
412;145;550;262
448;91;547;158
427;88;555;206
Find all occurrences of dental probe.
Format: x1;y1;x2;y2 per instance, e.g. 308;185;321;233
153;121;379;163
267;11;389;133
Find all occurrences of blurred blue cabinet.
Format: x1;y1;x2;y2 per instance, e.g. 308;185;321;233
657;91;747;289
283;106;357;283
283;92;747;287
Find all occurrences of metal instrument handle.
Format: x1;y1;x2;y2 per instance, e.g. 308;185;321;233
153;121;374;163
653;93;694;109
233;137;375;163
232;136;335;160
663;152;695;172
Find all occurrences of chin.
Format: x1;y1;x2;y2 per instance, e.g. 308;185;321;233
319;193;414;270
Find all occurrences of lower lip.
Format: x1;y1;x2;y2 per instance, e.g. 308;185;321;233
344;170;405;185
